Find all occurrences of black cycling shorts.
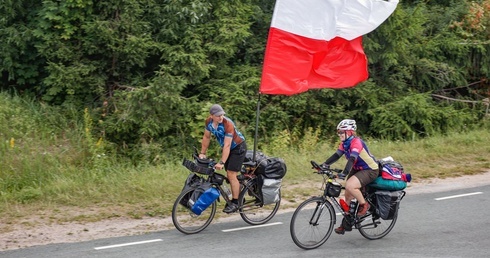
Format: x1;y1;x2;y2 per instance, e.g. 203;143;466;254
224;142;247;172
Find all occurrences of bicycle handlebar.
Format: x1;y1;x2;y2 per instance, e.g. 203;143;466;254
310;160;344;179
192;147;217;168
182;148;217;175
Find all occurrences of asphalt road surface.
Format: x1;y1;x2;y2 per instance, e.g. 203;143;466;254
2;184;490;258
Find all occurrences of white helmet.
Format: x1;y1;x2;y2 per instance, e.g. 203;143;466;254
337;119;357;131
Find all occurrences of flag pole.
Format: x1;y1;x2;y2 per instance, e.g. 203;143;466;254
252;93;261;163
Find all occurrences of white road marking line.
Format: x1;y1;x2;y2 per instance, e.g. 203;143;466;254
222;222;283;232
435;192;483;201
94;239;163;250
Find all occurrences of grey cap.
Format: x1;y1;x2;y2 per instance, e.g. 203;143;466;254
210;104;225;116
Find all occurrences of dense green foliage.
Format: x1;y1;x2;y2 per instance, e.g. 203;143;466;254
1;0;489;162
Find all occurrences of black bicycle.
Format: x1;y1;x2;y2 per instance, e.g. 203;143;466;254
290;161;405;250
172;151;281;234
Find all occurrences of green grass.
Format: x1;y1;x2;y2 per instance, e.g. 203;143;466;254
1;91;489;227
4;129;487;225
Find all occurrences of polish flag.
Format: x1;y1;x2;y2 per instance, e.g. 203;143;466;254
259;0;399;95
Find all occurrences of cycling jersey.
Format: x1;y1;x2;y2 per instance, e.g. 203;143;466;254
338;137;378;171
205;116;245;150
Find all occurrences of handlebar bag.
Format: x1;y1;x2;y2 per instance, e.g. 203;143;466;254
196;157;212;167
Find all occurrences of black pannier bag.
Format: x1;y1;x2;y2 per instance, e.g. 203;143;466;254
243;150;269;175
243;150;286;205
260;157;287;205
179;173;203;207
263;157;287;179
375;190;404;220
244;150;268;164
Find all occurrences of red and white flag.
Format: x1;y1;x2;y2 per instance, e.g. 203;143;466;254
259;0;399;95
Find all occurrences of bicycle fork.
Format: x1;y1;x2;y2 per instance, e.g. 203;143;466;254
309;201;327;226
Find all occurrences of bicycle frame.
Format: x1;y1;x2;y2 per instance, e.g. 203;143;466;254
211;172;256;208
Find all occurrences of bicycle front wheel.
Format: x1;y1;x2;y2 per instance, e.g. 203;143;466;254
172;188;216;234
357;207;398;240
238;178;280;225
290;197;336;250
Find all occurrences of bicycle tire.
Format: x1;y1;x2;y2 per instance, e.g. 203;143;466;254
357;204;398;240
172;188;217;234
290;197;336;250
238;178;280;225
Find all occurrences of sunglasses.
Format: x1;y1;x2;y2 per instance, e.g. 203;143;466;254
337;131;346;135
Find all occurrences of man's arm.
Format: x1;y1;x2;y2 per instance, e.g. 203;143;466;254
200;130;211;158
220;136;232;164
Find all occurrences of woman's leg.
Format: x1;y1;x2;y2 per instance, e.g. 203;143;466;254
345;176;365;204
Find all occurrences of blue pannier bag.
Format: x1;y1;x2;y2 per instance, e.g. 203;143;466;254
189;182;220;215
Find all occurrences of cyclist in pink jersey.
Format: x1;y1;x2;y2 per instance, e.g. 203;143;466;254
322;119;379;234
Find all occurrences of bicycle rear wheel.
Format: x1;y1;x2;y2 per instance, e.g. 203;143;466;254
290;197;336;250
238;178;280;225
172;188;216;234
357;208;398;240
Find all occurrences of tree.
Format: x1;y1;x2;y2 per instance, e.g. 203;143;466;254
1;0;488;160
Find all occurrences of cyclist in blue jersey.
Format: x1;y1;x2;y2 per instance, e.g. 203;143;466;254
322;119;379;234
198;104;247;213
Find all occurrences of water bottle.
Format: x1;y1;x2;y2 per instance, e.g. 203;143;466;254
349;199;358;214
222;184;232;199
339;199;349;212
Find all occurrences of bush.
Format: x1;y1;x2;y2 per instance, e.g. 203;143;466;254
368;93;476;140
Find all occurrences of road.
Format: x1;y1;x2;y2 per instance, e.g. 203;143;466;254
2;185;490;258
